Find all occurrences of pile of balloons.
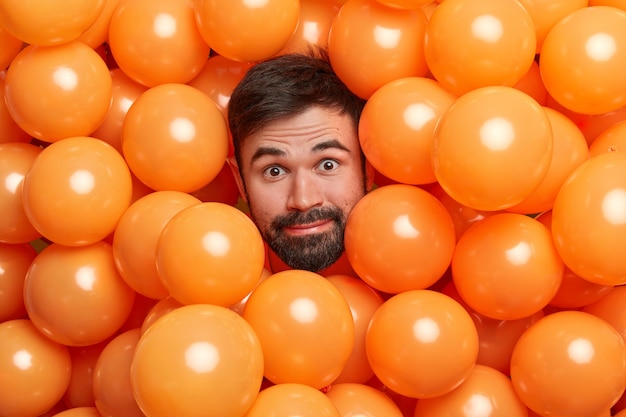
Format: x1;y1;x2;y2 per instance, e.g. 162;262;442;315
2;0;626;416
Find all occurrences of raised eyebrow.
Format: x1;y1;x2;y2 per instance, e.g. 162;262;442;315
250;146;287;164
312;139;351;153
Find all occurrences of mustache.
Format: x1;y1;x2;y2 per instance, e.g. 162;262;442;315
272;206;343;229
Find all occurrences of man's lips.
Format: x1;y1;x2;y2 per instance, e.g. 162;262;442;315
283;219;334;236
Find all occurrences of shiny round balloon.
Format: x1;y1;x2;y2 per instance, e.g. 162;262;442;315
366;290;479;399
242;269;355;389
328;0;428;99
156;202;265;306
0;142;42;243
452;213;563;320
0;25;22;70
540;6;626;115
194;0;300;62
131;304;264;417
358;77;455;185
507;106;590;214
113;190;201;300
590;120;626;156
64;342;107;408
583;286;626;344
0;0;104;45
108;0;210;87
0;73;32;144
326;383;403;417
344;184;456;294
23;241;136;346
432;86;553;211
77;0;121;49
22;136;132;246
93;329;145;417
326;274;385;384
4;41;112;142
278;0;341;55
510;310;626;417
0;243;36;322
244;383;341;417
0;319;72;417
552;152;626;285
122;83;229;192
424;0;536;96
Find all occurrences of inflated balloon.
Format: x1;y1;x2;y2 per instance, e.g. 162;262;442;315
432;86;553;211
552;152;626;285
64;342;108;408
0;243;36;322
584;286;626;343
510;311;626;417
242;269;355;389
245;383;341;417
0;142;42;243
540;6;626;115
452;213;563;320
122;83;229;192
325;383;403;417
278;0;341;55
131;304;264;417
22;136;132;246
424;0;536;96
0;25;22;70
113;190;201;300
0;73;32;144
194;0;300;62
358;77;455;185
344;184;456;294
366;290;479;398
0;319;72;417
24;241;136;346
77;0;122;49
4;41;112;142
0;0;105;45
328;0;428;99
156;202;265;306
109;0;210;87
590;120;626;156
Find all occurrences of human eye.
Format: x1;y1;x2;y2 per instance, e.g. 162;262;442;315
317;159;340;172
262;165;287;179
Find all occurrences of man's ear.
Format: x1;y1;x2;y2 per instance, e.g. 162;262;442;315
365;159;376;192
226;156;248;203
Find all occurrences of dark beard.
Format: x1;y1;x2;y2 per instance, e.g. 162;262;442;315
262;206;346;273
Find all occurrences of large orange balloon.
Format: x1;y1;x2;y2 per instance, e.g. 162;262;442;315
540;6;626;115
328;0;428;99
122;83;228;192
22;136;132;246
4;41;112;142
510;311;626;417
366;290;479;399
424;0;536;96
242;269;355;389
0;243;36;322
326;383;403;417
344;184;456;294
0;319;72;417
432;86;553;211
358;77;455;185
194;0;300;62
131;304;264;417
244;383;341;417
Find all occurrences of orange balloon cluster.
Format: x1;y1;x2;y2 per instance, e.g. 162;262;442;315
3;1;626;417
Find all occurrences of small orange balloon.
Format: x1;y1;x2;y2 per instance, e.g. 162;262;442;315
326;383;403;417
0;243;35;322
244;383;341;417
131;304;264;417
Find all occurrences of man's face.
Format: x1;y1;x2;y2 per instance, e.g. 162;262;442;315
232;106;371;272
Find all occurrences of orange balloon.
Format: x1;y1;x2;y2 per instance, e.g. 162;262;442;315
424;0;536;96
510;311;626;417
77;0;121;49
540;6;626;115
93;329;145;417
140;296;183;334
108;0;209;87
432;86;553;211
278;0;341;54
359;77;455;185
583;286;626;345
512;60;548;106
328;0;428;99
326;383;403;417
4;41;112;142
452;213;563;320
113;190;201;300
242;269;355;389
23;241;136;346
64;342;108;409
0;142;42;243
131;304;264;417
0;0;104;45
0;243;36;322
244;383;341;417
22;136;132;246
0;26;22;70
194;0;300;62
0;72;32;144
0;319;72;417
552;152;626;286
122;83;228;192
590;120;626;156
156;202;265;306
326;274;385;384
344;184;456;294
366;290;479;398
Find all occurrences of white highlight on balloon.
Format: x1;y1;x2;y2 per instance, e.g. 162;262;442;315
75;266;97;291
170;118;196;143
185;342;220;373
70;170;95;195
505;241;532;266
602;188;626;225
154;13;177;38
568;338;595;364
404;103;436;131
53;67;79;91
244;0;269;8
202;231;230;257
463;393;494;417
374;26;401;49
471;15;503;44
480;117;515;151
412;317;440;343
290;298;318;324
5;172;24;194
585;33;616;62
13;350;33;370
393;214;420;239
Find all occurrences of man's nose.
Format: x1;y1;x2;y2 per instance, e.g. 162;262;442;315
287;171;323;212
